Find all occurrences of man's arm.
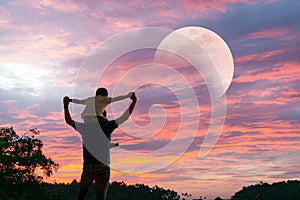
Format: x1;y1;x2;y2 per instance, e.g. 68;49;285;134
63;96;75;127
115;93;137;126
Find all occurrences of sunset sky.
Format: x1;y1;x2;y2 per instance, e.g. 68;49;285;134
0;0;299;199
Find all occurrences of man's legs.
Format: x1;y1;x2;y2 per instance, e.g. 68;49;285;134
77;164;94;200
94;164;110;200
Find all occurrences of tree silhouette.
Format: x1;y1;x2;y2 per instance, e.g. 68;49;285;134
214;197;223;200
107;181;181;200
0;127;59;198
231;180;300;200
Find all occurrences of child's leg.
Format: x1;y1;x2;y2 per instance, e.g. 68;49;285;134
110;143;119;148
97;116;108;125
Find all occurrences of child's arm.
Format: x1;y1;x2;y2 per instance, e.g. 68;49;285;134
70;98;89;105
109;92;133;103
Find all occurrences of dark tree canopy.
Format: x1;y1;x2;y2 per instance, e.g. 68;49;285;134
0;127;59;198
107;181;181;200
39;181;181;200
231;180;300;200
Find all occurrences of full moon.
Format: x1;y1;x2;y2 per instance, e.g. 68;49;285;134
154;26;234;97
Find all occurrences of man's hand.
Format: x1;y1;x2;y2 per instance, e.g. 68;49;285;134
63;96;74;127
130;92;137;102
115;92;137;126
63;96;70;107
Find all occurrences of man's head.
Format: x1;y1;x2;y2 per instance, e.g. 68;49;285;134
96;87;108;97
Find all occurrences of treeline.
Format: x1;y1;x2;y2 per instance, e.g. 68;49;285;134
0;127;181;200
2;128;300;200
231;180;300;200
0;127;59;200
0;180;181;200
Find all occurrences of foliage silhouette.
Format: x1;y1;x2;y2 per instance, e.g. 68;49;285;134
39;181;181;200
2;129;300;200
231;180;300;200
214;197;224;200
107;181;181;200
0;127;59;199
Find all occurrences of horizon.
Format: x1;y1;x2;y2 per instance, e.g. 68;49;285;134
1;0;300;199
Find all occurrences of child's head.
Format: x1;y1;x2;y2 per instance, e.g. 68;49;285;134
96;87;108;97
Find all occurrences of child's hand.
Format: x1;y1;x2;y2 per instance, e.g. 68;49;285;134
128;92;134;97
130;92;137;101
63;96;70;106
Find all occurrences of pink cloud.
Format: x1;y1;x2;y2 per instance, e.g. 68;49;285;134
7;104;40;120
159;10;174;17
242;27;297;41
44;111;64;121
0;7;10;26
178;0;256;13
235;49;285;64
231;86;299;105
19;119;49;126
11;0;87;13
215;123;298;158
107;18;143;32
276;89;300;102
0;100;17;105
234;60;300;83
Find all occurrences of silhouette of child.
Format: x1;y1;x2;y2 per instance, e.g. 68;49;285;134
70;87;133;148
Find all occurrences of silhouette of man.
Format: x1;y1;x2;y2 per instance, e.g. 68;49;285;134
63;92;137;200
